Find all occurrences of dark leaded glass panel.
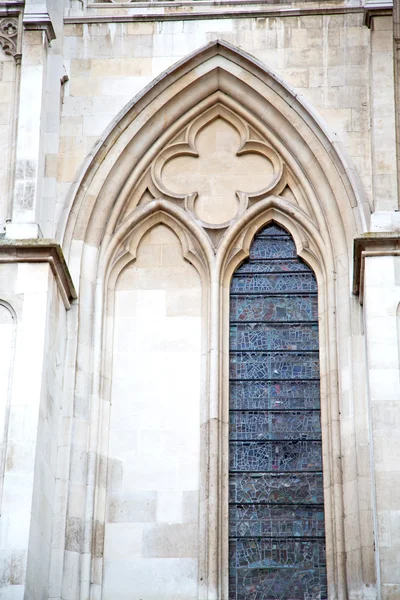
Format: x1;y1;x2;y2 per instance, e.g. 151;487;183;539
230;351;320;380
230;323;319;351
229;473;325;505
230;411;322;441
230;294;318;322
230;380;321;410
229;539;327;600
229;223;327;600
230;272;317;293
229;505;325;538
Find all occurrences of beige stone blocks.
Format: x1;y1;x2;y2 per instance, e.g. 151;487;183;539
103;225;201;597
57;12;378;212
370;16;397;211
363;254;400;591
3;6;399;598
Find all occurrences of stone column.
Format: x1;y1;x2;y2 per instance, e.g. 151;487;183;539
0;241;76;598
354;235;400;600
365;6;397;212
5;4;55;240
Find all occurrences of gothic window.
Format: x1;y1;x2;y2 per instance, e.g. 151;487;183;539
229;223;327;599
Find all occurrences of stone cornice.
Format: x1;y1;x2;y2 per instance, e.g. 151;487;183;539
23;11;56;43
363;1;392;27
0;240;77;309
0;2;24;16
65;3;366;23
353;233;400;304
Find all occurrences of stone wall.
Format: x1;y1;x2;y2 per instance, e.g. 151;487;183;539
103;224;202;599
364;253;400;600
58;11;376;227
0;2;400;600
0;262;58;599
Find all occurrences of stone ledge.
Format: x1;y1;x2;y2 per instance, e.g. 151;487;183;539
23;11;56;43
0;240;77;309
0;2;24;17
363;1;392;27
66;4;365;23
353;233;400;304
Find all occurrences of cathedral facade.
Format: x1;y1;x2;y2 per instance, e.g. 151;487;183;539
0;0;399;598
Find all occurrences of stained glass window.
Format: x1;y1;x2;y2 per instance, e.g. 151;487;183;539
229;223;327;600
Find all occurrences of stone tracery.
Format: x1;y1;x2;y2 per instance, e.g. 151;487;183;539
0;18;18;58
60;40;370;600
150;105;285;229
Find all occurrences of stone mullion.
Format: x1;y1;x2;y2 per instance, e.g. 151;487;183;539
394;0;400;208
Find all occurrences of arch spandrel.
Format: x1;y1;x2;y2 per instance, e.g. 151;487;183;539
60;39;369;267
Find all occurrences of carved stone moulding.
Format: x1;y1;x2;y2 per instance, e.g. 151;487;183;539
353;233;400;304
148;103;286;233
22;11;56;44
0;239;77;309
0;17;19;58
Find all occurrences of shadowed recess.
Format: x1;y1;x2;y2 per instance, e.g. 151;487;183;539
229;222;327;600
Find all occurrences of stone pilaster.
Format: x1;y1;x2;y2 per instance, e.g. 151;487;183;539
5;2;55;240
0;240;75;598
394;0;400;209
354;234;400;600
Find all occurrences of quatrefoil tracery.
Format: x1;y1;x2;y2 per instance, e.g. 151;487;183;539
151;105;286;230
0;18;19;58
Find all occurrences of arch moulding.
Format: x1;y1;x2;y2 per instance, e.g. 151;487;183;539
59;40;375;600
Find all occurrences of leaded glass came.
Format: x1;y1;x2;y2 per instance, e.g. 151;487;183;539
229;223;327;600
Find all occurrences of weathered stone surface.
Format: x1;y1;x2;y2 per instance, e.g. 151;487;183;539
0;3;399;599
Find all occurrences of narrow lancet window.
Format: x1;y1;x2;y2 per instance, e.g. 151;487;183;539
229;223;327;599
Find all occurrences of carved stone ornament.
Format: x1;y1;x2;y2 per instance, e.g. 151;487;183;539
0;17;18;58
150;104;286;230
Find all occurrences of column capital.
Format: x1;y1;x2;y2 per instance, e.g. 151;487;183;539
353;233;400;303
23;9;56;44
0;239;77;309
363;0;393;28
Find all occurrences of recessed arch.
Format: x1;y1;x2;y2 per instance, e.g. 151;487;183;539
58;39;374;600
217;203;347;599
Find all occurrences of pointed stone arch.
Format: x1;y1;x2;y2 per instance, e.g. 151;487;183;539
217;199;344;599
60;39;369;273
58;40;375;600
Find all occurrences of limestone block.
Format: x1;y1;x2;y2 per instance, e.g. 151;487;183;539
390;511;400;548
83;115;113;136
373;31;393;53
374;437;400;472
126;22;155;36
102;558;198;600
61;550;80;600
91;58;152;78
70;59;91;78
62;96;91;117
107;492;157;523
281;67;309;88
369;369;400;401
380;547;400;583
142;522;198;558
156;491;184;524
382;584;400;600
104;523;144;560
182;491;199;524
